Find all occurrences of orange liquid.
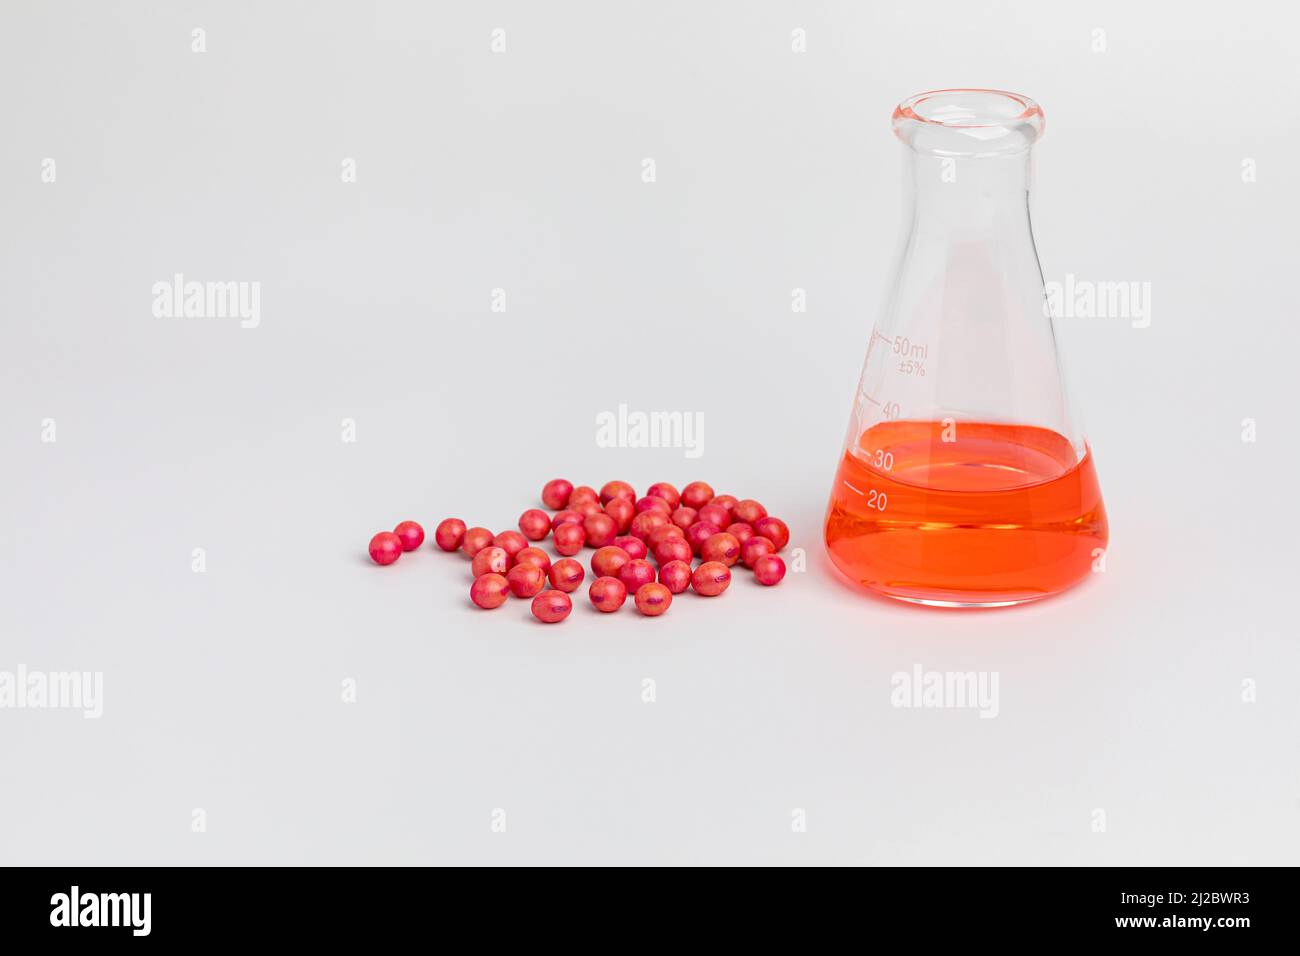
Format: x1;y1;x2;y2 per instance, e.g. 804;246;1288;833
824;421;1108;606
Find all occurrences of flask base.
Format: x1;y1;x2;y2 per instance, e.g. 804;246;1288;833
887;593;1047;609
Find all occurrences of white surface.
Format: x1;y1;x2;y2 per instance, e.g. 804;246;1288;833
1;0;1297;865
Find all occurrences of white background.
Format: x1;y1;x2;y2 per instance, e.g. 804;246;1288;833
1;1;1297;864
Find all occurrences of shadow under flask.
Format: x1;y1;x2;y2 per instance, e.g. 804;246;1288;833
824;90;1108;607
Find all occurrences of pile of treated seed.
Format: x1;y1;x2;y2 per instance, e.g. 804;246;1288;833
367;480;790;624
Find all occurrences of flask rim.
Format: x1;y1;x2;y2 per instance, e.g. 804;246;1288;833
893;89;1044;156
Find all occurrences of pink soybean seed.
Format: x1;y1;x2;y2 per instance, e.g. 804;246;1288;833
461;527;494;558
691;561;731;597
634;582;673;616
732;499;767;524
700;532;741;567
618;559;656;592
470;573;510;609
591;546;631;578
681;481;714;510
393;520;424;552
685;520;721;555
613;535;648;560
548;558;585;593
506;563;546;598
531;589;572;623
658;560;692;594
513;547;551;573
570;498;604;518
645;524;686;551
646;482;681;509
753;516;790;551
603;497;635;534
434;518;467;552
670;507;698;531
634;495;672;515
600;480;637;505
741;535;776;569
696;503;730;530
582;512;618;549
653;536;693;567
471;546;509;578
493;531;528;562
551;510;584;531
707;494;739;517
518;509;552;541
753;554;787;586
589;576;628;613
368;531;403;566
725;522;755;545
541;478;574;510
553;522;586;556
569;485;600;506
630;511;669;542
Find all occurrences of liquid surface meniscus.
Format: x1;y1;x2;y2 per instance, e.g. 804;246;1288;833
824;420;1108;606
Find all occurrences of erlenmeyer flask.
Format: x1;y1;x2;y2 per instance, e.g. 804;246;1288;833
824;90;1108;607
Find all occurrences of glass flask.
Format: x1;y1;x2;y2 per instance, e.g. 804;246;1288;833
824;89;1108;607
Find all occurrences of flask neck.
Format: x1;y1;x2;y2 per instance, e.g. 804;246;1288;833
904;149;1034;237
